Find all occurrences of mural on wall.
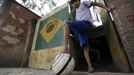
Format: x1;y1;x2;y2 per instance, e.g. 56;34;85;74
40;18;63;43
29;4;69;69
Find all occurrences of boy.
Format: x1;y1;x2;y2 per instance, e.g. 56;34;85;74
63;0;114;73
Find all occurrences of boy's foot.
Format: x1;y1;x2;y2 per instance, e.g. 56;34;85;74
88;68;94;73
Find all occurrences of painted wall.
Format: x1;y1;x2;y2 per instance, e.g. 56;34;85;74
29;4;69;69
105;15;131;72
0;1;38;67
104;0;134;72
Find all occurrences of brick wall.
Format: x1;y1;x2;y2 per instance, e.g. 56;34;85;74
0;1;39;67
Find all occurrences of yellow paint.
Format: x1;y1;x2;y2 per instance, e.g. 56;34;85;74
40;17;63;43
29;46;63;69
29;4;68;69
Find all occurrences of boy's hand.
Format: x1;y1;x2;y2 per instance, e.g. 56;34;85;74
107;6;117;12
107;8;112;12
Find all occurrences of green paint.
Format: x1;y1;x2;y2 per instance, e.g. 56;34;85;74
35;6;69;50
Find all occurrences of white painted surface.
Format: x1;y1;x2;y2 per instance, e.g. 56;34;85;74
19;18;25;24
2;35;20;44
2;25;24;36
2;25;16;33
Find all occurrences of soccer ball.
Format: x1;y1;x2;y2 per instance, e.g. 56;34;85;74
51;53;75;75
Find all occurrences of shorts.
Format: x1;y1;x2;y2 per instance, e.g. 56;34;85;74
66;20;93;48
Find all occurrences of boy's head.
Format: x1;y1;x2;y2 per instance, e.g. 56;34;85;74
71;0;80;8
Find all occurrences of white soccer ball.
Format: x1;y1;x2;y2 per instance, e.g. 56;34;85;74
51;53;75;75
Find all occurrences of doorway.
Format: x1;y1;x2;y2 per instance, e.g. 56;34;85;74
69;20;131;72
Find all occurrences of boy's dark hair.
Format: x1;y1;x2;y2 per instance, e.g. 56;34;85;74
71;0;76;4
71;0;80;4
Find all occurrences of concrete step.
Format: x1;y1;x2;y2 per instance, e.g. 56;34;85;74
72;71;133;75
0;68;133;75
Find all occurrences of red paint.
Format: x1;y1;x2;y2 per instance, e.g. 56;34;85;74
0;32;6;37
127;15;134;22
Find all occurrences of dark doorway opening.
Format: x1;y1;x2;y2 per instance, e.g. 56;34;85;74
69;26;118;72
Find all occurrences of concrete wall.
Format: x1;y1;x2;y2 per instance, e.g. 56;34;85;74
0;1;38;67
104;0;134;72
105;16;131;72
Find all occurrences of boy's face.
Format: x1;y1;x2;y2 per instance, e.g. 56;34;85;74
73;0;80;8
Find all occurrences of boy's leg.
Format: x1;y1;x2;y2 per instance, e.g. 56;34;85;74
63;20;92;53
63;20;84;53
63;23;70;53
77;33;94;72
63;20;94;72
83;47;94;72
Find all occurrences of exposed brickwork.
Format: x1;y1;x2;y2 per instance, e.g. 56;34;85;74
0;1;38;67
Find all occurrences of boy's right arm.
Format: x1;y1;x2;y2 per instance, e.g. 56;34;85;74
91;2;112;12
